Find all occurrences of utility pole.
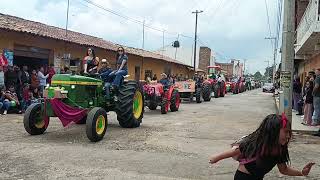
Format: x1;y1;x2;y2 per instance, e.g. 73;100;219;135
265;37;277;83
142;19;145;80
142;19;145;49
162;30;165;57
65;0;70;37
264;60;270;82
280;0;295;123
192;10;203;72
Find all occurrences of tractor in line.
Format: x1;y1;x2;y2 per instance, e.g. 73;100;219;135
23;74;144;142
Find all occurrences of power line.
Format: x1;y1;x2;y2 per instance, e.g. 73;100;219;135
79;0;193;39
264;0;273;49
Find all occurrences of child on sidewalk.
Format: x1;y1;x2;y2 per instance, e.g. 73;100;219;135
209;114;315;180
303;81;314;125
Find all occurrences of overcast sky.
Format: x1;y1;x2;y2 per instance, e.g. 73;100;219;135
0;0;282;74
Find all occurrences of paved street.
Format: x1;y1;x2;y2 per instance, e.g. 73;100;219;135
0;89;320;180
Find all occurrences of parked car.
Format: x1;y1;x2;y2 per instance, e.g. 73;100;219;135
262;83;275;93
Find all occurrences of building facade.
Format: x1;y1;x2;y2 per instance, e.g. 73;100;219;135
294;0;320;83
0;13;193;81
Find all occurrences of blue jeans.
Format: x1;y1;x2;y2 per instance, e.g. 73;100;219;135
109;70;128;87
104;83;111;99
312;96;320;124
100;70;113;82
1;101;11;111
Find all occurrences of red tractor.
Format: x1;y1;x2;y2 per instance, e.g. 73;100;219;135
231;77;246;94
143;82;181;114
205;66;227;98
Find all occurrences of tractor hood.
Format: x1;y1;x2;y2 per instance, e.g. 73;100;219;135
51;74;103;86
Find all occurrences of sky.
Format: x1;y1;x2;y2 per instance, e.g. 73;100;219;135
0;0;282;74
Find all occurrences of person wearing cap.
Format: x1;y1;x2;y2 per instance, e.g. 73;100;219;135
159;73;170;88
99;59;113;100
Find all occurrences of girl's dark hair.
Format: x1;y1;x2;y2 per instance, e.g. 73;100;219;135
86;48;96;59
238;114;291;162
116;46;126;59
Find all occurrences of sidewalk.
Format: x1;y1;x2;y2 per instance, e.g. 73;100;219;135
275;95;319;134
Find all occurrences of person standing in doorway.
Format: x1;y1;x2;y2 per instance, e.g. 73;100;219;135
312;69;320;126
37;67;49;96
19;66;30;85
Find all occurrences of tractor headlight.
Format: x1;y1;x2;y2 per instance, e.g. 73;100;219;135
71;85;76;89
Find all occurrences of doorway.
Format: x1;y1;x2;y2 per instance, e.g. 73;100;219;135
135;66;141;81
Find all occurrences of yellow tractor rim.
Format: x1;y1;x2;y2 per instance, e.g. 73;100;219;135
133;91;143;119
96;115;106;135
35;118;45;129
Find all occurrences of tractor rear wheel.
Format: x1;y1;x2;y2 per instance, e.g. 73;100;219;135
148;100;157;110
86;107;107;142
24;103;48;135
170;90;180;112
202;83;211;102
116;81;144;128
196;87;202;103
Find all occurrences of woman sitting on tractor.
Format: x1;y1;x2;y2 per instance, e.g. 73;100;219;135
83;48;99;75
109;46;128;91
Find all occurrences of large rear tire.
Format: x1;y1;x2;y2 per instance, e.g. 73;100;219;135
116;81;144;128
24;103;48;135
196;88;202;103
86;107;107;142
202;83;211;102
170;90;180;112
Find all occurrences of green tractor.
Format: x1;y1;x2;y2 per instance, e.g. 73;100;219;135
23;74;144;142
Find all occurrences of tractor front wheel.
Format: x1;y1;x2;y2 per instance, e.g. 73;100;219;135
24;103;48;135
86;107;108;142
220;82;225;97
196;88;202;103
170;90;180;112
148;100;157;110
116;81;144;128
160;98;169;114
202;83;211;102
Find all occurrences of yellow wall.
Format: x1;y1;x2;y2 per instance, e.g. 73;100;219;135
0;30;192;80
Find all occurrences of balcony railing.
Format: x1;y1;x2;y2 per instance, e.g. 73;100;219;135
296;0;319;45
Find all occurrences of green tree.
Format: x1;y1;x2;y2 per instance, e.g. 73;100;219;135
254;71;263;80
264;67;273;82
